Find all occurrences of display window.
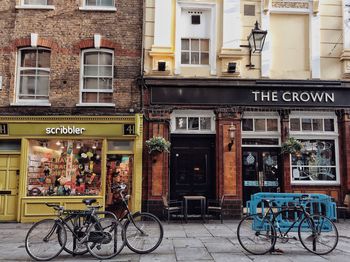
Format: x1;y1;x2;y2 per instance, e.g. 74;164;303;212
291;139;337;182
105;154;133;217
27;139;102;196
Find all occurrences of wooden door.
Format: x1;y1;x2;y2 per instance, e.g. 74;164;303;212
0;155;20;221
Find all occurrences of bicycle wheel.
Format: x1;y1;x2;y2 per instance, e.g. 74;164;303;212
86;217;125;259
58;213;91;256
298;214;338;255
237;213;276;255
25;219;66;261
124;212;163;254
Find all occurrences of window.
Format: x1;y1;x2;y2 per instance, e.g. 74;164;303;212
171;110;215;134
84;0;115;7
241;115;280;146
80;49;114;104
289;117;336;133
289;112;339;185
17;48;50;102
291;140;337;182
27;139;102;196
181;38;209;65
242;118;278;132
23;0;53;5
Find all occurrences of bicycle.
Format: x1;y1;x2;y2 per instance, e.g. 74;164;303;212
114;183;164;254
25;199;125;261
237;195;338;255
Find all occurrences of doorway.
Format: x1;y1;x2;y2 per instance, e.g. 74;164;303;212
242;148;282;206
0;155;20;221
170;135;215;200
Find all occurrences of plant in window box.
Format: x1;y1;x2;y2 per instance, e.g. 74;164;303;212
281;137;303;155
145;136;171;155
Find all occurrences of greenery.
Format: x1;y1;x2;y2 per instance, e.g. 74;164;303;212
145;136;171;154
281;137;303;154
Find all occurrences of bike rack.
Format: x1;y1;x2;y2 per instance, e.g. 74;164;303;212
247;193;336;232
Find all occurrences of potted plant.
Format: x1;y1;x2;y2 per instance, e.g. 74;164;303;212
281;137;303;154
145;136;171;155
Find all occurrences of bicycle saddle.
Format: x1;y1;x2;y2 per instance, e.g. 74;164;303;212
82;198;97;205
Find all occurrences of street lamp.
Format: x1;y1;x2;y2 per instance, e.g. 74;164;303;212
240;21;268;69
228;123;236;152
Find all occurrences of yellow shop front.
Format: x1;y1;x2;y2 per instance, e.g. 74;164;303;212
0;115;143;223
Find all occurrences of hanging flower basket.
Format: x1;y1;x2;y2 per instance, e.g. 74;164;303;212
281;137;303;154
145;136;171;155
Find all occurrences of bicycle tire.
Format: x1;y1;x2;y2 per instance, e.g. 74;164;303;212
237;213;276;255
124;212;163;254
25;219;66;261
86;217;125;259
298;214;338;255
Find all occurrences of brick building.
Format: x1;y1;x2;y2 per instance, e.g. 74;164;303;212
0;0;143;222
142;0;350;218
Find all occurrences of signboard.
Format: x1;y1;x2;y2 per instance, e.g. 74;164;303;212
124;124;135;135
151;85;350;107
0;123;8;135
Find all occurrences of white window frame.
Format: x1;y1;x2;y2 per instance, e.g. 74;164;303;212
241;112;281;147
16;0;55;10
175;1;216;75
180;38;210;65
170;110;215;134
77;48;115;107
289;111;340;186
13;47;51;106
79;0;117;11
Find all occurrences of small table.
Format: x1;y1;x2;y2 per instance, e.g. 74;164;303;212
183;195;206;223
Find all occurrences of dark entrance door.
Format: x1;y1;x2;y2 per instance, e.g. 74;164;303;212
242;148;282;206
170;135;215;201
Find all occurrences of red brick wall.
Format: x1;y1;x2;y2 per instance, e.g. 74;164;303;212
0;0;142;115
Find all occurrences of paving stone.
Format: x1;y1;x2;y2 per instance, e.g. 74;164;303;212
175;247;212;261
211;252;253;262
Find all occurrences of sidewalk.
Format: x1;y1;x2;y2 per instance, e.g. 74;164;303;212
0;220;349;262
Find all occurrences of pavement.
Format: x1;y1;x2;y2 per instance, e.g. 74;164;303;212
0;219;349;262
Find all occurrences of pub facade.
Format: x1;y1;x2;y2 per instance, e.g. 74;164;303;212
141;0;350;217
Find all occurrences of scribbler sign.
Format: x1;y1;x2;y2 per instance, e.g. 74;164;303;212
45;126;86;135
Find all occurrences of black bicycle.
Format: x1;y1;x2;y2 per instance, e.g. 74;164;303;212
25;199;124;261
114;183;164;254
237;195;338;255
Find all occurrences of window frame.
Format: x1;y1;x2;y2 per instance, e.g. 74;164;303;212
78;48;115;107
289;112;340;185
241;113;281;147
170;110;215;134
79;0;117;11
16;0;55;10
180;38;210;66
14;47;51;106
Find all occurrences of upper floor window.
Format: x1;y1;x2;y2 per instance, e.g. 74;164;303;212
23;0;53;5
17;0;55;9
84;0;115;7
80;49;114;105
181;38;209;65
17;48;51;103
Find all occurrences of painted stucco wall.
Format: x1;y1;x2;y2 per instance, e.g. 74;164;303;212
144;0;346;80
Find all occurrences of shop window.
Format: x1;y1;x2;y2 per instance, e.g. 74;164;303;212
105;154;133;216
290;118;300;131
27;139;102;197
17;48;51;103
80;49;113;104
291;139;337;183
181;38;209;65
242;119;253;131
